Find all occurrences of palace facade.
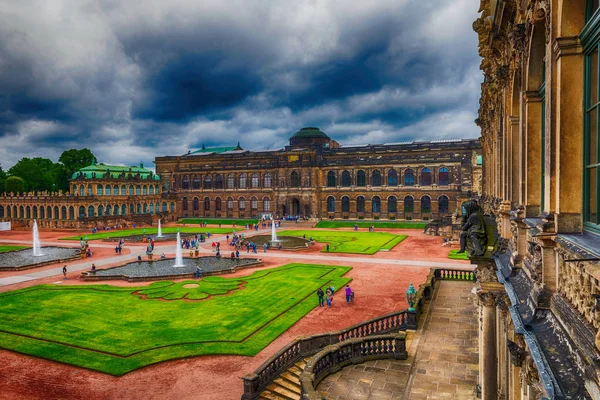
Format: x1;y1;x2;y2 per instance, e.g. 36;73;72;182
473;0;600;399
154;127;482;220
0;163;169;228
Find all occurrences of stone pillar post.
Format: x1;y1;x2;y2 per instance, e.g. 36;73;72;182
478;291;498;400
536;214;557;292
523;90;543;217
498;200;512;239
496;296;510;399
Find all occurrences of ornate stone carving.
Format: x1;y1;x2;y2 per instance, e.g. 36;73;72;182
508;23;527;53
476;264;497;283
507;339;526;366
477;291;498;307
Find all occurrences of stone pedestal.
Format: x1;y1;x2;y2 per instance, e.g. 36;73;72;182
478;291;499;400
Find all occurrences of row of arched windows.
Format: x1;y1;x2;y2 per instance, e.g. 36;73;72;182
181;196;272;211
326;168;450;188
326;195;450;214
0;202;176;219
181;173;274;190
72;184;160;196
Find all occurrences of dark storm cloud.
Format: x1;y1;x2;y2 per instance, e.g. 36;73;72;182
0;0;482;169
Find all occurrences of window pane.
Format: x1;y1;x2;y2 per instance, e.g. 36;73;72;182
590;107;598;166
591;48;598;107
588;168;598;224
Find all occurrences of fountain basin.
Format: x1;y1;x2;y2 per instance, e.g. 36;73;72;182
100;232;207;243
0;247;81;271
81;256;262;282
249;235;311;250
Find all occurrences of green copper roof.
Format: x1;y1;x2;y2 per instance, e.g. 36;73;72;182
71;163;160;180
190;143;243;155
476;155;482;165
291;127;330;139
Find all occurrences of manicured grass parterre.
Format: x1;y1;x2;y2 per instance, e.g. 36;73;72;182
178;218;259;226
315;220;427;229
448;249;470;260
0;263;351;375
59;227;233;241
0;245;29;253
278;230;407;254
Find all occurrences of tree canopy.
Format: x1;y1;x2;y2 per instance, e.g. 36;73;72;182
5;176;26;194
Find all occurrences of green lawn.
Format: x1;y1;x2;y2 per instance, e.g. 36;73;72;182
315;220;427;229
0;263;351;375
60;227;233;241
278;230;407;255
448;249;470;260
178;218;259;226
0;245;29;253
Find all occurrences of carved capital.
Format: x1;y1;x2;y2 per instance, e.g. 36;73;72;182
507;339;526;366
478;291;498;307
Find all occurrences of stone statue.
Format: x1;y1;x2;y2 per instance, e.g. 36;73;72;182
458;199;487;256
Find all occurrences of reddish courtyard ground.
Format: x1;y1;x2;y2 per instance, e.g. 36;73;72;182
0;224;469;400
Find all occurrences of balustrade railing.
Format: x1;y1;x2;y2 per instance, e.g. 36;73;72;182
240;267;474;400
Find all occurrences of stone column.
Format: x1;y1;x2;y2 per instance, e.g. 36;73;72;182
496;296;510;399
478;291;499;400
509;116;520;204
523;90;543;217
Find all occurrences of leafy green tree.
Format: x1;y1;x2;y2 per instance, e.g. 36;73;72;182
56;149;97;192
0;165;6;193
5;176;26;194
8;158;58;192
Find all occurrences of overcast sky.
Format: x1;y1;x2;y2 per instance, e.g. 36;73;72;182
0;0;481;170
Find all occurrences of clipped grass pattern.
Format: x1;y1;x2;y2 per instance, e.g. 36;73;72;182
278;230;407;254
60;227;233;241
315;221;427;229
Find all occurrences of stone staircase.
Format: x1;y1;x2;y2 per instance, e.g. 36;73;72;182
259;359;308;400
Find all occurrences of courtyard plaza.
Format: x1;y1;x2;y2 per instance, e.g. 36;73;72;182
0;220;475;399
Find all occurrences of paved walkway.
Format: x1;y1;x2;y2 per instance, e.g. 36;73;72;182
317;280;479;400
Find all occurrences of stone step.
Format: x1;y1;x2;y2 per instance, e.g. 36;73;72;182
267;382;301;400
288;365;303;377
274;377;301;394
281;371;300;385
259;389;289;400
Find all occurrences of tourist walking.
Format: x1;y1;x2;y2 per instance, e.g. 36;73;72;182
326;288;333;308
317;288;325;307
62;265;67;280
345;285;353;303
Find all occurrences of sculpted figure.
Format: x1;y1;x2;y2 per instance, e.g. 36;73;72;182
458;199;487;256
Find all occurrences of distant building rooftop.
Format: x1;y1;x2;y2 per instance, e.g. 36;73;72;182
71;162;160;180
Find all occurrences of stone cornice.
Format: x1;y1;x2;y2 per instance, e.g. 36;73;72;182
523;90;542;103
552;36;583;60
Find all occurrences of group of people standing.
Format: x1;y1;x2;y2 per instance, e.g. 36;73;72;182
316;284;354;308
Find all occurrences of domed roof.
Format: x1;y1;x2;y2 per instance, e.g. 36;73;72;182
290;127;330;140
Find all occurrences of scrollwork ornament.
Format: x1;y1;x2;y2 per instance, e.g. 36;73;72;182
477;291;498;307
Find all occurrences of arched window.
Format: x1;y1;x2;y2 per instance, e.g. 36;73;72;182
215;174;223;189
182;175;190;189
203;175;212;189
122;205;127;215
215;197;222;211
421;196;431;213
88;205;94;217
143;203;148;214
192;175;201;189
372;196;381;213
69;206;74;220
327;196;335;212
227;174;235;189
142;186;148;195
137;204;142;214
106;205;112;216
61;206;67;219
136;185;141;195
251;196;258;210
113;185;118;195
79;185;85;196
129;204;135;215
149;204;154;214
149;186;154;195
327;171;336;187
26;206;30;219
204;197;210;211
129;185;134;195
341;171;351;187
263;173;272;188
87;184;92;196
0;206;3;218
239;197;246;209
227;197;234;209
162;202;168;212
290;171;300;187
78;206;85;218
19;206;23;218
239;174;247;189
182;197;188;211
387;169;398;186
438;195;449;214
404;169;415;186
105;185;111;195
193;197;199;211
372;170;382;186
113;204;120;215
170;202;175;212
33;206;37;219
72;185;77;195
263;197;271;211
54;206;59;220
251;174;259;188
438;167;449;186
121;185;126;195
357;196;365;213
98;205;104;217
342;196;350;212
404;196;414;213
357;170;366;187
421;168;432;186
388;196;397;213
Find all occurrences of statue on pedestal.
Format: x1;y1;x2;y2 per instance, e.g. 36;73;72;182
458;199;487;257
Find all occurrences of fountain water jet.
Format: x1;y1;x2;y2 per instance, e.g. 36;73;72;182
32;220;44;257
173;231;184;267
270;219;281;247
157;219;163;238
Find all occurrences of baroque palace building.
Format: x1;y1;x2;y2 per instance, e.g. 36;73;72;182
0;162;168;228
473;0;600;399
154;127;482;221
